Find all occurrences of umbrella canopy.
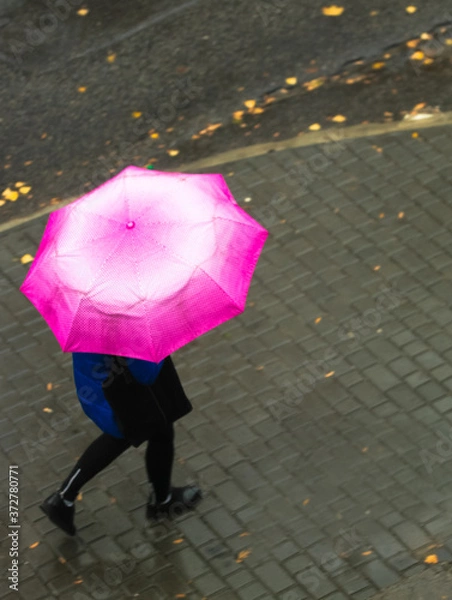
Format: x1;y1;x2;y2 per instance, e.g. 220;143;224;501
20;166;268;362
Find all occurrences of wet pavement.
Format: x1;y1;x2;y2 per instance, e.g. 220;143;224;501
2;122;452;598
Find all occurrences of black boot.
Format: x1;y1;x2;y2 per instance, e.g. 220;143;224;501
40;492;76;536
146;485;203;521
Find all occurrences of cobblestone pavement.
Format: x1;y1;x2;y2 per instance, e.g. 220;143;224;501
2;124;452;599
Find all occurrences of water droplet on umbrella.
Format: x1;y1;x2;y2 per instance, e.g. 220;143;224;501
126;221;135;229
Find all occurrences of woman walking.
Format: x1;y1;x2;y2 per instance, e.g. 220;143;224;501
40;352;202;536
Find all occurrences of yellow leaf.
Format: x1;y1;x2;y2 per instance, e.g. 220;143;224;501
315;317;322;324
41;132;48;139
332;115;347;123
424;554;438;564
325;371;335;378
77;492;83;501
322;5;344;16
304;77;326;91
236;549;252;563
74;578;83;584
412;132;419;138
20;254;34;264
407;39;420;48
370;10;379;16
406;5;417;14
420;33;432;40
43;407;53;413
309;123;322;131
379;213;385;218
77;8;89;16
233;110;244;121
244;100;256;110
0;200;5;207
78;86;87;93
132;112;142;119
2;188;19;201
372;62;386;70
167;149;180;157
398;212;405;219
411;51;425;60
414;102;426;111
362;447;369;453
373;265;381;271
362;550;373;556
107;53;116;63
423;58;434;65
446;39;452;46
251;107;264;114
150;132;159;139
14;181;25;188
19;186;31;194
286;77;297;86
58;557;67;564
303;498;310;506
239;532;251;537
29;542;40;549
173;538;184;544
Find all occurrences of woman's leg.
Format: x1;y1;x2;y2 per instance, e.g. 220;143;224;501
59;432;131;502
145;423;174;503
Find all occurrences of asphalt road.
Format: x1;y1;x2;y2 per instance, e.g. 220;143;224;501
0;0;451;223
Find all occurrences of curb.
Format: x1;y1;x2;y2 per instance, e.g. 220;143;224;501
1;112;451;234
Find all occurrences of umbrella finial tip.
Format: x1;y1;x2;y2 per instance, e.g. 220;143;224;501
146;164;154;170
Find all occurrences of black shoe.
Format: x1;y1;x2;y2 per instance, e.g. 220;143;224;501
146;485;203;521
40;492;76;536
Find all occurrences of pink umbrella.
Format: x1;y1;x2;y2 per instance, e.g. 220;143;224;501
20;166;268;362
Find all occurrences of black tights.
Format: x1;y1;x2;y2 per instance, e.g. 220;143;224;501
59;424;174;504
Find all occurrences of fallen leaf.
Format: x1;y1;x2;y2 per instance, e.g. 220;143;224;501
173;538;184;544
2;188;19;201
29;542;40;549
19;186;31;194
41;132;48;139
372;62;386;69
132;112;142;119
244;197;252;203
239;532;251;537
398;211;405;218
0;200;5;207
373;265;381;271
58;557;67;564
233;110;244;121
370;10;379;16
420;33;433;40
411;51;424;60
406;5;417;14
77;493;83;501
325;371;335;378
379;213;385;218
372;145;383;153
424;554;438;564
256;365;264;370
286;77;297;86
407;39;421;48
77;8;89;16
198;123;222;136
446;39;452;46
423;58;434;65
303;498;310;506
107;53;116;63
251;107;265;114
412;132;419;138
315;317;322;324
304;77;326;91
74;578;83;584
244;100;256;110
78;86;87;93
24;160;33;166
362;447;369;453
309;123;322;131
322;5;344;16
167;149;180;157
362;550;373;556
20;254;34;264
377;328;383;333
332;115;347;123
236;549;252;563
150;132;159;139
14;181;25;188
43;407;53;413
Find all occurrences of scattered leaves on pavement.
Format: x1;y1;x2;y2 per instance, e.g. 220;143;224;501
322;5;344;16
